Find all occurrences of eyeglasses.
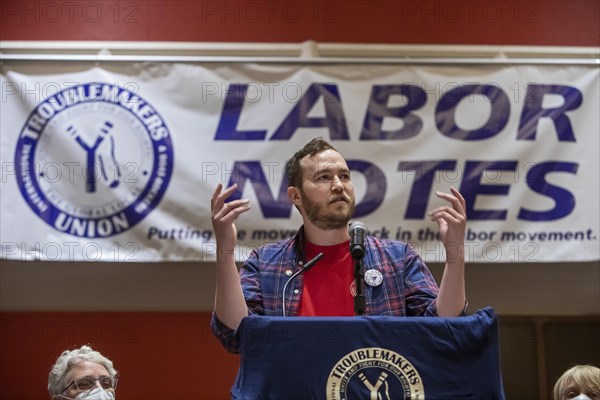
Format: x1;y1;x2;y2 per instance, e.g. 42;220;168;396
62;375;118;393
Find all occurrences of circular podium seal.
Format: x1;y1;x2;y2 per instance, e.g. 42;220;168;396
326;347;425;400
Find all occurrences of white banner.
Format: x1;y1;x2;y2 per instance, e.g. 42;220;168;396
1;64;598;262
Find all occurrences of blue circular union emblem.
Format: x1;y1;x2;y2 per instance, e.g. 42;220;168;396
15;82;174;238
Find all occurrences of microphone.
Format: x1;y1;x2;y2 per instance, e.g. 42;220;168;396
299;252;324;272
349;222;368;315
349;221;368;259
282;252;324;317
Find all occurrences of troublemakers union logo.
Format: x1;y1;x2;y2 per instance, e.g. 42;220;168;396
326;347;425;400
15;83;174;238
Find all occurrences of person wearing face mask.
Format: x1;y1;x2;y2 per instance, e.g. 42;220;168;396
48;345;118;400
553;364;600;400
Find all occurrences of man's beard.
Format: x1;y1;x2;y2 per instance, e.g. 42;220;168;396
300;190;355;230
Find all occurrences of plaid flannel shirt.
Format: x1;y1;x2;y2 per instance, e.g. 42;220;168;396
211;227;440;353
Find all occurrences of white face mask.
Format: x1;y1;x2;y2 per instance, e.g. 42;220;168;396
73;388;116;400
569;395;592;400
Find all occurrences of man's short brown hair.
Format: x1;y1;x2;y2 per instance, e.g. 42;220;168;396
285;137;337;188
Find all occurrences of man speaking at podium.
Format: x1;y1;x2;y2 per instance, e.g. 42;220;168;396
210;137;467;353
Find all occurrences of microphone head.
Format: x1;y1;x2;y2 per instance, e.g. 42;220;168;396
349;221;368;259
349;221;368;235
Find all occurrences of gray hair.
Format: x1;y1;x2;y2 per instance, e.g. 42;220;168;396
48;345;117;397
553;364;600;400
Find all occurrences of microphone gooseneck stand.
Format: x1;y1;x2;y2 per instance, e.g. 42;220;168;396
353;257;366;316
282;252;324;317
349;221;368;316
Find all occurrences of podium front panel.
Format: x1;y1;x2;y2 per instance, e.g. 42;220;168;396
232;307;504;399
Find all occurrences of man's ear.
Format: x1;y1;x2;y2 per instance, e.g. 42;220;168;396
287;186;302;207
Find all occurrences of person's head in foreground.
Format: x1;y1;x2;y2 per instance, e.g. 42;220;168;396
48;345;118;400
553;364;600;400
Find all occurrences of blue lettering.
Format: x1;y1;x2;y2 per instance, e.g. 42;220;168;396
517;85;581;142
398;161;457;219
518;162;578;221
360;84;426;140
271;83;350;140
347;160;386;218
215;84;267;140
460;161;518;220
436;84;510;140
225;161;292;218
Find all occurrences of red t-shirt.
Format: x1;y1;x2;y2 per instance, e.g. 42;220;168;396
297;239;355;316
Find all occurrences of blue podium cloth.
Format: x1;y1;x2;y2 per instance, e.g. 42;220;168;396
232;307;504;400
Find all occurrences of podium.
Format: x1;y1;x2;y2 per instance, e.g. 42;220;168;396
232;307;504;400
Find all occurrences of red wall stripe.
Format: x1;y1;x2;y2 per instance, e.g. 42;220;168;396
1;0;598;46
